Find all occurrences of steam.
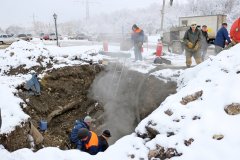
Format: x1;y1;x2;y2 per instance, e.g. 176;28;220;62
89;63;145;143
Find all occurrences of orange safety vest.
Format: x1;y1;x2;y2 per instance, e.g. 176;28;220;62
85;131;99;149
134;28;142;33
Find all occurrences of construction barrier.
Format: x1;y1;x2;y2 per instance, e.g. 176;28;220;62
156;41;163;57
103;41;108;52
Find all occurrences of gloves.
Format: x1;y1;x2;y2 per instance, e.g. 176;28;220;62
193;43;199;51
187;42;193;49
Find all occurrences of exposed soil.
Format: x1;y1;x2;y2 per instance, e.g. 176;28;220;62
0;64;103;151
0;62;179;153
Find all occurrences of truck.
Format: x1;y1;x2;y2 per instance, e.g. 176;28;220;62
163;14;227;54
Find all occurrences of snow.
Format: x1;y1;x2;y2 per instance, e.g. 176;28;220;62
136;44;240;159
1;40;240;160
151;69;184;83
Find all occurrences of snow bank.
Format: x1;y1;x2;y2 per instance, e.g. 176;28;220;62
136;44;240;160
0;41;50;74
0;75;29;134
0;41;104;75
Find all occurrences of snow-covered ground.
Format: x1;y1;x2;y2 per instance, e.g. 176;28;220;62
1;40;238;160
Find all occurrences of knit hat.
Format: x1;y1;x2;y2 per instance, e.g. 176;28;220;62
84;116;92;123
132;24;138;30
102;130;111;138
191;21;197;26
222;22;228;26
78;128;89;139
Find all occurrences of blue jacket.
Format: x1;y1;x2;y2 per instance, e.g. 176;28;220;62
131;29;144;45
25;73;41;94
214;27;231;48
69;120;90;149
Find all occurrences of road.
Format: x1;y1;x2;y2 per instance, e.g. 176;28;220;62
0;39;215;57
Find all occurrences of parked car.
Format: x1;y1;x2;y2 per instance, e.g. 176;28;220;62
17;34;31;41
40;33;50;40
49;33;63;40
0;34;19;44
75;33;88;40
43;34;49;40
87;34;98;41
26;34;33;40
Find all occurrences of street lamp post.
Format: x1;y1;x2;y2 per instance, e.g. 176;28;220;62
53;13;59;46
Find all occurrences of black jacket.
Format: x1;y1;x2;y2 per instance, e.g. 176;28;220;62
98;135;109;152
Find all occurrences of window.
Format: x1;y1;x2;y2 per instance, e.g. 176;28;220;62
182;20;188;26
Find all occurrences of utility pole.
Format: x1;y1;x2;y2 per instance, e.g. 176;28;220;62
160;0;173;32
160;0;166;32
86;0;90;21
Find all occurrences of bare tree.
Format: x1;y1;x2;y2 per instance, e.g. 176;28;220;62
5;25;26;35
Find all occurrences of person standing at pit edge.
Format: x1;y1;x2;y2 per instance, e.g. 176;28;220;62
183;21;202;68
214;23;231;54
200;25;209;61
131;24;144;61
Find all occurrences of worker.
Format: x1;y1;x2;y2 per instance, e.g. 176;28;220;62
227;17;240;48
131;24;144;61
183;21;202;68
214;23;231;54
69;116;93;149
98;130;111;152
78;128;99;155
200;25;209;61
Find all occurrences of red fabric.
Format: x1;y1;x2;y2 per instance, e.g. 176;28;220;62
230;18;240;43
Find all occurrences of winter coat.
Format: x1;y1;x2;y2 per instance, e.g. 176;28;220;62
24;73;41;94
183;27;202;52
98;135;109;152
201;30;209;50
230;18;240;43
69;120;90;149
214;26;231;48
81;131;99;155
131;28;144;46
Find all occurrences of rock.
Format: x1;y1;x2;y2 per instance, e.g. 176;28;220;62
213;134;224;140
225;103;240;115
184;138;194;146
192;116;201;120
180;90;203;105
173;119;180;122
148;150;159;159
164;109;173;116
167;132;175;137
145;126;160;139
148;144;182;160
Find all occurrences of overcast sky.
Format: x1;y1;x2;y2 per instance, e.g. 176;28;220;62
0;0;185;29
